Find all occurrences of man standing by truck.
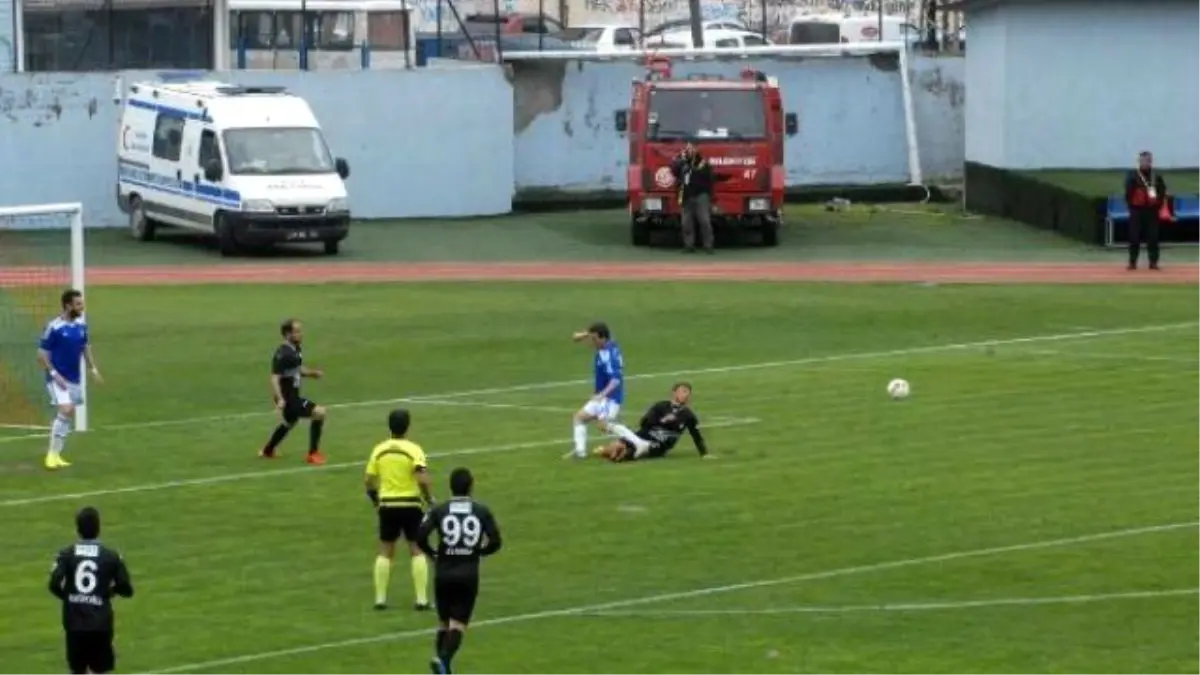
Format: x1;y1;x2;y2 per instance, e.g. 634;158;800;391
671;144;715;254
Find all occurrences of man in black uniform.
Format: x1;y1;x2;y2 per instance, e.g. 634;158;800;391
1124;150;1171;270
260;318;329;464
48;507;134;675
416;467;502;675
594;382;712;462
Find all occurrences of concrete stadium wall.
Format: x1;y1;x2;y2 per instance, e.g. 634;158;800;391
0;56;963;227
965;0;1199;169
0;66;514;227
512;54;964;195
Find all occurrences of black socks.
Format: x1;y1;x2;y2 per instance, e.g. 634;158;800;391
265;424;291;452
438;628;464;666
309;419;324;454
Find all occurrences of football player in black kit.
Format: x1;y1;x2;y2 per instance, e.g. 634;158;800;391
260;318;329;465
594;382;713;462
48;507;134;675
416;467;503;675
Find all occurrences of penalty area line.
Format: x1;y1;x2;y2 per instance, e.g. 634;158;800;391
0;417;761;508
581;588;1200;618
149;520;1199;674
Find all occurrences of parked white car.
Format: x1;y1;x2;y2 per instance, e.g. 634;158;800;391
643;18;747;41
554;24;642;52
649;28;773;50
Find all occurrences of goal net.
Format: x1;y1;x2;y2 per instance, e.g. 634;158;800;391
0;203;88;434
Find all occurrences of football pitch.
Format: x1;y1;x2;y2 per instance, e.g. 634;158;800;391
0;280;1197;673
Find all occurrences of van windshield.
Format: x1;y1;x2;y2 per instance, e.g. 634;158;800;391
223;127;335;175
647;89;767;141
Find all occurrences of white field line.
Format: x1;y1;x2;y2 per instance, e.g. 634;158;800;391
150;520;1199;674
1012;348;1200;366
414;399;575;414
0;432;44;444
583;588;1200;618
1;321;1191;445
0;400;577;448
0;417;761;508
0;423;50;431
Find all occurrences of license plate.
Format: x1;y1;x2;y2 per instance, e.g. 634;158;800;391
286;230;316;241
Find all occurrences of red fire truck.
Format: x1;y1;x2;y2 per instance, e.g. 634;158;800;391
616;55;798;247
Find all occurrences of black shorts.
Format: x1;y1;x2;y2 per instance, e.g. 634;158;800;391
435;574;479;624
619;435;669;461
282;397;316;424
65;630;114;675
378;506;423;543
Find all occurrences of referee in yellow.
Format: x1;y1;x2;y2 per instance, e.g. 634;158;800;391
365;408;436;611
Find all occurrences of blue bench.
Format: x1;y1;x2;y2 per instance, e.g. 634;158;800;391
1174;195;1200;220
1106;194;1200;246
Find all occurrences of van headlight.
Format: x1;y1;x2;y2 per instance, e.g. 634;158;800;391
242;199;275;213
642;197;664;212
748;198;771;212
327;198;349;214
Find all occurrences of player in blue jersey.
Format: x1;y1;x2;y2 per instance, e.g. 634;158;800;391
567;322;650;460
36;290;102;470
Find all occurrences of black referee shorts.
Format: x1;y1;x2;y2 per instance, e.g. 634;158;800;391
435;574;480;624
282;397;317;425
378;505;424;543
65;630;115;675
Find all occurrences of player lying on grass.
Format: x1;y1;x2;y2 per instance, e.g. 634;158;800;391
567;321;651;459
594;382;713;462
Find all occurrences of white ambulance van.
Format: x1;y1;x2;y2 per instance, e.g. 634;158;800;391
116;80;351;256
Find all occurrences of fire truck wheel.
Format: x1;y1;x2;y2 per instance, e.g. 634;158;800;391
631;219;651;247
762;222;780;247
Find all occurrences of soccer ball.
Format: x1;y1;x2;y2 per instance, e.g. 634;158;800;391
887;378;911;400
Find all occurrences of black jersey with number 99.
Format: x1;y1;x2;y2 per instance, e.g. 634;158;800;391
417;498;503;577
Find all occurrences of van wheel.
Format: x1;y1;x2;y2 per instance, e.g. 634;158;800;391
215;214;239;257
323;240;340;255
762;221;780;247
129;197;156;242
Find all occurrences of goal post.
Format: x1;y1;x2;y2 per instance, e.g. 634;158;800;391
502;41;925;188
0;203;89;432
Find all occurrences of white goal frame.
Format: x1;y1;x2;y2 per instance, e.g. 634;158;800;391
502;41;924;188
0;202;88;431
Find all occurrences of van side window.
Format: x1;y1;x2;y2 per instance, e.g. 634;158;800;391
199;129;222;170
153;114;186;162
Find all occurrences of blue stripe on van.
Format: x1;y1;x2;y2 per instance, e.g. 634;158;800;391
128;98;212;122
118;161;241;207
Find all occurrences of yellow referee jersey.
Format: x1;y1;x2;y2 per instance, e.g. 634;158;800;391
365;438;427;506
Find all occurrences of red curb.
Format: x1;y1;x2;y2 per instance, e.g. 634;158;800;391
0;262;1195;286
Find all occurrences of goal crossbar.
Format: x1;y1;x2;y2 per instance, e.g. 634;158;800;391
501;41;924;187
0;201;88;431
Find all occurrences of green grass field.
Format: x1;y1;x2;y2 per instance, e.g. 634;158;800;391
0;282;1197;674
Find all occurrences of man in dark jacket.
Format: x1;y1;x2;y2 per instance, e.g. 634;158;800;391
1124;151;1169;270
670;144;715;254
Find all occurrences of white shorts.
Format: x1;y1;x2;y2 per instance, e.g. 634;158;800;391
47;381;84;407
580;397;621;422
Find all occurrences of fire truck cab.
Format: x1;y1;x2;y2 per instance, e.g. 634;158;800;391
616;56;798;247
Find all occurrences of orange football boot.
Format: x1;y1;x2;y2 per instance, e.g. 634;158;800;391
306;451;327;465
